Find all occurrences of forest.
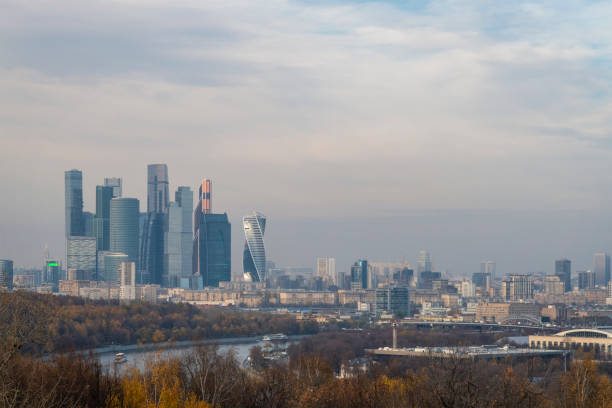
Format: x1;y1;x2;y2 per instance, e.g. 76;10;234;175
0;292;317;353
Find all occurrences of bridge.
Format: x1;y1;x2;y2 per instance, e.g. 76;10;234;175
395;320;558;332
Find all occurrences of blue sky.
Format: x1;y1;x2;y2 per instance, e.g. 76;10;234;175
1;0;612;274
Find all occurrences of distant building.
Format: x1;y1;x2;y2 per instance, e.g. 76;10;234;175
43;260;61;287
83;211;94;237
147;164;169;214
104;177;122;197
393;268;414;286
110;198;140;267
544;275;565;295
193;182;231;288
417;250;432;274
164;186;193;287
593;253;611;287
0;260;14;290
480;261;496;281
502;275;534;301
119;261;136;286
65;169;84;237
555;258;571;292
476;302;540;324
472;272;491;290
103;252;129;283
419;271;441;289
350;260;369;290
317;257;336;285
66;236;97;280
375;286;410;316
94;185;113;251
243;212;267;282
578;270;595;290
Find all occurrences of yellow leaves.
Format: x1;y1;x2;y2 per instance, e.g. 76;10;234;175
561;355;612;408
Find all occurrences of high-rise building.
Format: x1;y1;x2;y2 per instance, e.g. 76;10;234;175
544;275;565;295
198;179;212;214
147;164;169;214
65;169;84;237
554;258;571;292
164;186;193;287
140;212;165;285
0;259;13;290
502;275;533;300
193;213;231;287
104;177;122;197
83;211;94;237
317;257;336;285
578;270;595;290
376;286;410;316
142;164;169;285
243;212;267;282
393;267;414;286
119;261;136;286
417;250;432;274
350;260;369;290
419;271;441;289
66;236;97;280
94;185;114;250
593;253;611;286
480;261;496;281
43;260;61;286
110;198;140;267
103;252;129;283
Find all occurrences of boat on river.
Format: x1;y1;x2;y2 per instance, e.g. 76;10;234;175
113;353;128;364
262;333;288;342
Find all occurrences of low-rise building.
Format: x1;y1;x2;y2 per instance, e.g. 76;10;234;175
475;302;540;324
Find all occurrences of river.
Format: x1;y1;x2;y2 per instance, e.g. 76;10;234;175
96;335;309;371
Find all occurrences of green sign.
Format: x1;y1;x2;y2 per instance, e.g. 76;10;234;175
47;262;58;267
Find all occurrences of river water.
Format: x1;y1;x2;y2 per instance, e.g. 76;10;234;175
96;335;308;371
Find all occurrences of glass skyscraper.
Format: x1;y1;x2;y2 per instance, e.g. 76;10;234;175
242;212;267;282
554;258;572;292
65;169;84;237
0;259;13;290
104;177;122;197
94;185;114;250
193;180;230;288
593;253;611;287
147;164;169;214
110;198;140;267
164;186;193;287
350;260;369;290
66;236;97;280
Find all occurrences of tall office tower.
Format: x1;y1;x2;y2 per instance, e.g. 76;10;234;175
141;164;168;285
140;212;165;285
501;275;533;300
119;261;136;286
43;260;60;286
417;250;432;274
65;169;84;237
578;270;595;290
198;179;212;214
147;164;169;213
350;260;369;290
393;267;414;286
554;258;572;292
103;252;128;283
193;213;231;287
243;212;267;282
164;186;193;287
0;259;13;290
83;212;94;237
110;198;140;267
66;236;97;280
94;185;113;250
480;261;496;281
104;177;122;197
317;257;336;284
593;253;611;286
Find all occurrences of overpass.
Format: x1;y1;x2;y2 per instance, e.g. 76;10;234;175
395;320;558;332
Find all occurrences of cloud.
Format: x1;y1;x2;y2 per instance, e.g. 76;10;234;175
1;0;612;267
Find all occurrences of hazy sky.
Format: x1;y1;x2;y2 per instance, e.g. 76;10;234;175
1;1;612;276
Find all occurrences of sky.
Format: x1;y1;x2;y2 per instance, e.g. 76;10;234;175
1;0;612;277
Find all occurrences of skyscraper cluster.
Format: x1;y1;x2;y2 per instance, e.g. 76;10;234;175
61;165;260;290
